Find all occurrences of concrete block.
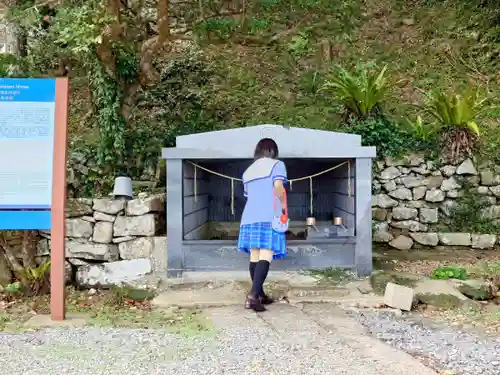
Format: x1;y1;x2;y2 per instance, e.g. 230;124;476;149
384;282;414;311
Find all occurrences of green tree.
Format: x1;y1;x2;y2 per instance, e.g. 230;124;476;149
5;0;244;177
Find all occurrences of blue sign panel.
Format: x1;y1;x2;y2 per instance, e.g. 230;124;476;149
0;78;56;229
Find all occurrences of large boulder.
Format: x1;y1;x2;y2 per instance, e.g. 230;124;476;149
441;177;462;192
452;279;497;301
389;187;413;200
93;199;126;215
118;237;154;259
419;208;438;223
438;233;471;246
392;207;418;220
409;232;439;246
373;222;394;243
66;199;93;218
114;214;157;236
414;279;471;308
455;158;477;175
480;170;500;186
389;235;414;250
380;166;401;180
425;189;445;202
92;222;114;244
66;218;94;238
126;194;165;216
390;220;428;232
401;176;425;188
490;186;500;198
471;234;497;249
66;241;119;261
373;194;398;208
482;206;500;220
75;259;154;289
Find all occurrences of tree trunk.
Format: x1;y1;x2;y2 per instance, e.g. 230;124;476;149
0;233;27;285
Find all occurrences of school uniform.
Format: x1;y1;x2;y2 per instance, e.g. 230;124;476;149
237;158;288;258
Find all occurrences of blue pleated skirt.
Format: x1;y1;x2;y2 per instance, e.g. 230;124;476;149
237;221;287;259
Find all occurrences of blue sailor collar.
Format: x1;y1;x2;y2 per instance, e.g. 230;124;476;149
242;158;280;184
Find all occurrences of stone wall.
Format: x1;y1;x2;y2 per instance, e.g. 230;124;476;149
35;193;168;289
372;155;500;250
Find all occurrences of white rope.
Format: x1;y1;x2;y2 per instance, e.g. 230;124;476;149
309;177;313;216
348;160;351;196
194;164;197;202
231;179;235;216
188;160;350;184
187;160;353;216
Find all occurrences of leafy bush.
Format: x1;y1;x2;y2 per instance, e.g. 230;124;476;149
471;262;500;287
17;261;52;296
287;32;310;56
431;266;468;281
346;117;409;158
422;87;493;161
319;64;389;119
4;281;23;296
196;18;239;40
0;54;21;77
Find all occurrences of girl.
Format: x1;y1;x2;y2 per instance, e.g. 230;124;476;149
237;138;288;312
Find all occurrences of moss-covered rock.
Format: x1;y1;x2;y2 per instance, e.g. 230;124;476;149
417;293;462;309
414;279;474;309
454;279;494;301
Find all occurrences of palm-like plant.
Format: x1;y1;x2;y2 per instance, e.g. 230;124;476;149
423;87;492;161
319;65;389;119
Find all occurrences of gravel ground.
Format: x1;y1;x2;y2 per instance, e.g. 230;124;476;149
350;310;500;375
0;304;436;375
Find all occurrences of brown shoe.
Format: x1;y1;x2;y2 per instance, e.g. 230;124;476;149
259;294;275;305
245;295;266;312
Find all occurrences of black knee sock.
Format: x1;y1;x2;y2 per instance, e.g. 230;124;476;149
249;261;257;281
251;260;270;297
249;261;266;296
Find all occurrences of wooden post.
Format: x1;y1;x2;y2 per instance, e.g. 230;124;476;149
50;78;69;321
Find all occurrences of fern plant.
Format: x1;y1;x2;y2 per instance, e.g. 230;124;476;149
423;87;493;161
16;261;52;296
402;115;440;142
319;64;389;119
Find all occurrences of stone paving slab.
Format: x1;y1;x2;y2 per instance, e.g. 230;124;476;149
24;313;88;329
153;281;383;308
166;271;320;287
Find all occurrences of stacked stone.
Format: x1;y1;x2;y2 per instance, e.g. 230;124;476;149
37;193;167;288
372;155;500;250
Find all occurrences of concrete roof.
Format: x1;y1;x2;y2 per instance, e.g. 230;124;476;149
162;124;376;159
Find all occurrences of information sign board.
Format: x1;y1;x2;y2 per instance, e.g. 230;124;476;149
0;78;57;229
0;77;69;321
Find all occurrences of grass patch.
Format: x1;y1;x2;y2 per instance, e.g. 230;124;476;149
0;287;212;335
201;0;500;162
